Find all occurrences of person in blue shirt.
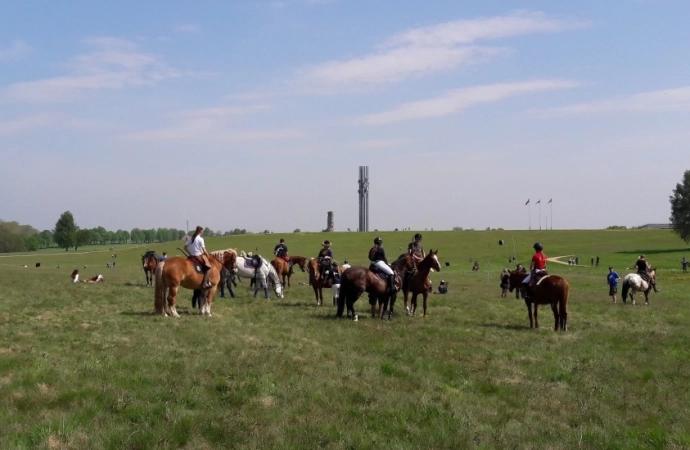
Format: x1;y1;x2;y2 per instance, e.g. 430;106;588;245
607;266;621;304
159;252;168;262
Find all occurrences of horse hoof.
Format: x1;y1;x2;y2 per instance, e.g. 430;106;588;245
353;315;358;322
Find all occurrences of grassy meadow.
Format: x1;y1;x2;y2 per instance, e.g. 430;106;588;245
1;229;690;449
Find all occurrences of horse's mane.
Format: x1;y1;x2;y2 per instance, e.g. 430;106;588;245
142;250;158;260
209;248;237;262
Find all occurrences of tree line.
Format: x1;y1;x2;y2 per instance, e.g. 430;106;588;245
0;211;251;253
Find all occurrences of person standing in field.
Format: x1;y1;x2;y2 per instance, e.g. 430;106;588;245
682;257;687;273
607;266;621;303
500;269;510;298
596;256;600;267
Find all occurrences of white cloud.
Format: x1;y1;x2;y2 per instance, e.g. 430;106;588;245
174;23;201;33
527;86;690;116
352;79;579;125
0;113;109;134
0;40;31;61
6;37;181;102
296;11;586;93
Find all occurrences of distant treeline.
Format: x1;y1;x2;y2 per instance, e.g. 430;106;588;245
0;211;251;253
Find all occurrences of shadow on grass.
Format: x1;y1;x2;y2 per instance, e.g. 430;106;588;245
480;322;528;331
274;301;322;308
615;248;689;255
122;282;150;287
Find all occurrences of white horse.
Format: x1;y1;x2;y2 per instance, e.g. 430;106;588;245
235;255;284;299
621;269;656;305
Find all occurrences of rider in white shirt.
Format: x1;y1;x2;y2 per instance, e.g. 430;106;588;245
185;226;213;288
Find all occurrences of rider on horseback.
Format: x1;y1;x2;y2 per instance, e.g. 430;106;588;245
635;254;659;292
407;233;426;265
369;237;397;294
274;238;289;263
317;240;333;280
185;226;213;288
522;242;547;296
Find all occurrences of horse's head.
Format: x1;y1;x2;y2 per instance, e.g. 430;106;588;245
425;249;441;272
294;257;307;272
308;258;319;276
508;270;527;292
223;250;238;272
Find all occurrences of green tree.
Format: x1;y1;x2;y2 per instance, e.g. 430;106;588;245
670;170;690;243
24;234;41;251
39;230;54;248
54;211;77;250
75;229;91;250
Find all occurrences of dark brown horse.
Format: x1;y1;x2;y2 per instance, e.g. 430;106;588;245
154;249;237;317
508;271;569;330
288;255;308;273
402;250;442;317
307;258;342;306
141;251;158;286
337;266;402;321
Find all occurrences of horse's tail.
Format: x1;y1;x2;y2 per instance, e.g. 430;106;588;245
336;280;347;317
154;260;167;315
621;278;630;303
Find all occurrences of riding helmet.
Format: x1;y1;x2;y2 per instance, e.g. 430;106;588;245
374;237;382;245
280;238;285;243
533;242;543;251
414;233;422;239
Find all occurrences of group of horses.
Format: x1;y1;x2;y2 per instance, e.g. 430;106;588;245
141;247;657;331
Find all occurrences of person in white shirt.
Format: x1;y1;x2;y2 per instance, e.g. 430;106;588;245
341;260;351;271
184;226;213;288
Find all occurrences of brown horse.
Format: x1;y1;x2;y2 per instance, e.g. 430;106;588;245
141;250;158;286
288;255;308;273
270;256;306;287
337;266;402;321
154;249;237;317
508;271;569;330
403;250;442;317
307;258;343;306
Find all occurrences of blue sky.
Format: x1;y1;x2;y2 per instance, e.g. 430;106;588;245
2;0;689;233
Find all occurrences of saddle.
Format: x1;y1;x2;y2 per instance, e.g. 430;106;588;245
369;264;392;282
187;256;205;274
244;257;262;269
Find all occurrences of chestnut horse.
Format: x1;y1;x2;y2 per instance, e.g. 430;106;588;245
154;249;237;317
403;250;442;317
288;255;308;273
337;266;402;321
307;258;343;306
270;255;307;287
141;251;159;286
508;271;569;330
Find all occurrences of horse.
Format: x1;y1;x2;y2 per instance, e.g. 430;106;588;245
270;256;306;288
307;258;343;306
402;250;442;317
141;250;159;286
234;255;284;299
621;269;656;305
336;266;402;321
508;270;569;330
154;249;237;317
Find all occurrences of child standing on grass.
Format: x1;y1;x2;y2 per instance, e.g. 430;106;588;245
607;266;621;304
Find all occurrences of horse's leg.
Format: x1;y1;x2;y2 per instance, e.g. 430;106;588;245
423;292;429;317
404;289;410;315
312;284;320;305
388;294;395;320
534;304;539;329
561;300;568;331
412;293;419;316
205;285;217;316
525;299;533;328
550;302;558;331
167;285;180;317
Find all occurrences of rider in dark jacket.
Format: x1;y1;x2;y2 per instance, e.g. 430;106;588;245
635;255;659;292
369;237;396;294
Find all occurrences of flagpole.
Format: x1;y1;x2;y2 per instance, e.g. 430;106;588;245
539;201;542;230
528;203;531;230
550;200;553;230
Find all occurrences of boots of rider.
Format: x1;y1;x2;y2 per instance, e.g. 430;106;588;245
202;268;212;288
388;274;397;294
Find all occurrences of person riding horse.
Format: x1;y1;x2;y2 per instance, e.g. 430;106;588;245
635;254;659;292
522;242;547;296
316;240;333;280
407;233;426;266
274;238;290;264
184;226;213;288
369;237;397;294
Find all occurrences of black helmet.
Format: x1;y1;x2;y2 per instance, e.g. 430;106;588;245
414;233;422;239
374;237;382;245
279;238;285;243
533;242;543;251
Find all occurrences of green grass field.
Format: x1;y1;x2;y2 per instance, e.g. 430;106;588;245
2;230;690;449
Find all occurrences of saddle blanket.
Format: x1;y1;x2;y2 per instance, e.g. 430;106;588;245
536;275;550;286
244;258;261;268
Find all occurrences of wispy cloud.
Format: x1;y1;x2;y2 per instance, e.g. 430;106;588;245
0;113;109;134
174;23;201;33
352;79;579;125
296;11;586;93
125;104;301;142
527;86;690;116
6;37;181;102
353;138;412;149
0;40;31;61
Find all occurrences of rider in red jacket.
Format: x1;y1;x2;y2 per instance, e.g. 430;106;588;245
523;242;547;290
